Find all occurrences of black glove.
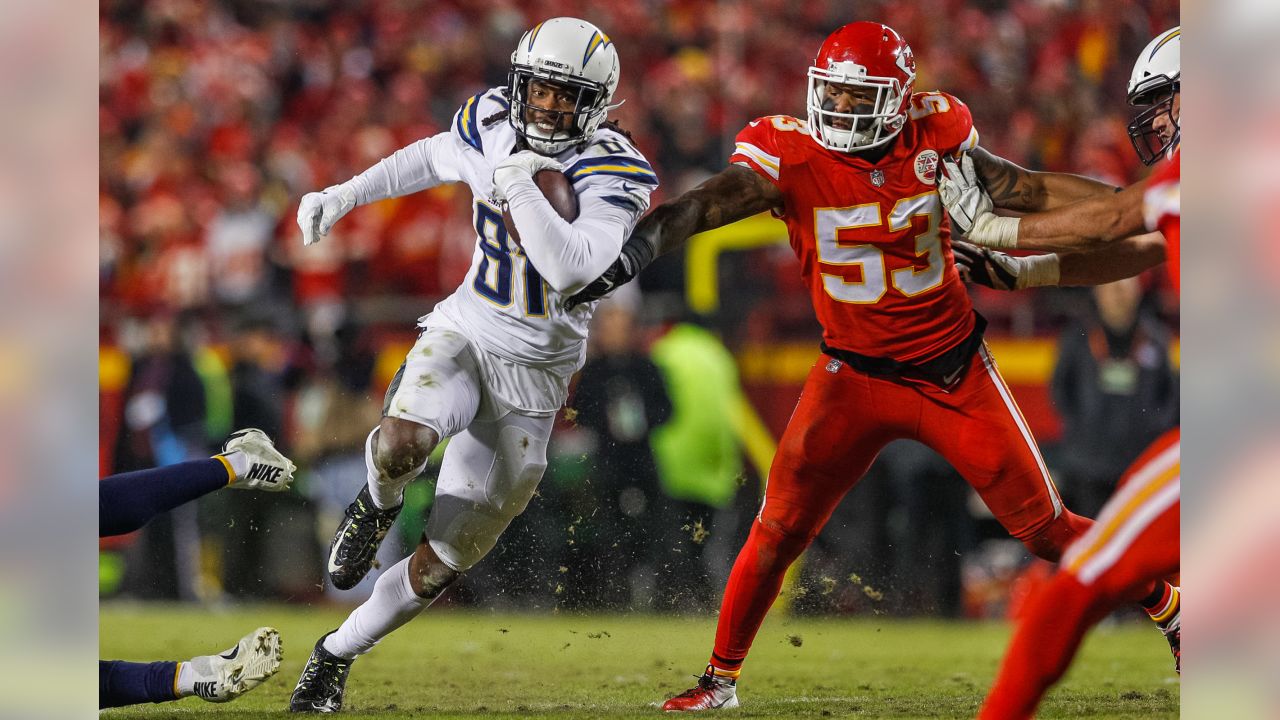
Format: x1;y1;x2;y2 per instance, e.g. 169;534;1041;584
951;240;1020;291
562;234;656;310
562;255;636;310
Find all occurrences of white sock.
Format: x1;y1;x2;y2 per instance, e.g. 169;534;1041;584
364;427;427;510
175;661;196;696
323;557;433;659
219;450;251;480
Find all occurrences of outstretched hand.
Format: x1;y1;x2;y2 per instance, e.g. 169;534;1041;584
297;184;357;246
938;154;1021;249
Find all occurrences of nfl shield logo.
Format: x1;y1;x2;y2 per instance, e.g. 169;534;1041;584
870;169;885;187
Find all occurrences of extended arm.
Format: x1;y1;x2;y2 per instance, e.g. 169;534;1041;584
953;233;1166;291
1056;232;1166;285
941;153;1149;253
1014;181;1149;252
298;133;462;245
563;164;783;308
968;146;1120;212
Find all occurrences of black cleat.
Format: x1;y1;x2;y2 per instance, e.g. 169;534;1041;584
289;633;354;713
1160;608;1181;674
326;486;401;590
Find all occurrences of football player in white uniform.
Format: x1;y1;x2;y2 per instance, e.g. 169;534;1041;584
289;17;657;712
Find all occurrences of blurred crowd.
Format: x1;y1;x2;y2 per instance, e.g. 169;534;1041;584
100;0;1180;617
101;0;1179;325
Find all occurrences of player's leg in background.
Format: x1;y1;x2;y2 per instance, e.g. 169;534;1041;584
102;627;282;708
325;326;482;591
99;460;231;537
99;428;294;537
708;360;905;676
100;660;179;708
979;446;1180;720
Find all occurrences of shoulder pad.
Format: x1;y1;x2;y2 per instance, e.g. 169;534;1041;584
565;132;658;187
909;91;978;155
451;89;511;155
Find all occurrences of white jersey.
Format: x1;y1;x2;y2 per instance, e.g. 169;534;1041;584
345;88;657;378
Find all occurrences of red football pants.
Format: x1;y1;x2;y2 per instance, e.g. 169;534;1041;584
979;429;1181;720
711;345;1082;669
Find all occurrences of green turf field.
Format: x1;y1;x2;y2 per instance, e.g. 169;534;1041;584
100;603;1177;719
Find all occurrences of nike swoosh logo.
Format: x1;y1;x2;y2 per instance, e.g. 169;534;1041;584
327;524;348;574
220;646;240;660
328;543;344;574
942;367;963;385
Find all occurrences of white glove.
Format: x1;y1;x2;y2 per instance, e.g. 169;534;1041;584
938;154;1020;249
297;183;357;246
492;151;565;203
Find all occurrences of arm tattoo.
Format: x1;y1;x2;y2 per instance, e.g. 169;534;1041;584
970;147;1039;211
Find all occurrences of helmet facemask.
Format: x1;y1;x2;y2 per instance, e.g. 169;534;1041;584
508;66;608;155
1126;27;1180;165
806;63;909;152
1127;83;1179;166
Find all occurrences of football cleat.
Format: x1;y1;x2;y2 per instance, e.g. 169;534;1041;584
1160;602;1180;674
222;428;297;491
289;633;354;713
185;626;282;703
326;486;401;590
661;667;740;712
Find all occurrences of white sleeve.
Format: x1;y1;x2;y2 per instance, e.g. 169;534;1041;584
503;176;649;295
345;132;466;205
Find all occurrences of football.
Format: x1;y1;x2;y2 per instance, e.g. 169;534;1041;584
503;169;579;246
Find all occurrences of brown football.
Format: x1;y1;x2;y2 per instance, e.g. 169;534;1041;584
503;169;579;246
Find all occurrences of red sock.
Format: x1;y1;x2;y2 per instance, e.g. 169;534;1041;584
709;519;811;672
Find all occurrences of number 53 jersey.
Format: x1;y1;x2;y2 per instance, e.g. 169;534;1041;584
731;91;980;363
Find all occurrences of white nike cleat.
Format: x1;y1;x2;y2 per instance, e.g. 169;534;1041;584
662;667;740;712
221;428;297;491
185;627;283;703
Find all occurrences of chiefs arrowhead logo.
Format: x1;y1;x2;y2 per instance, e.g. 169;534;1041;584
914;150;940;185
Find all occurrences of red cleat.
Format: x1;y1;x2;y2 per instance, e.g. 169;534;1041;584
661;667;739;712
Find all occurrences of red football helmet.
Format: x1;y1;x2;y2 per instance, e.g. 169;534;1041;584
807;22;916;152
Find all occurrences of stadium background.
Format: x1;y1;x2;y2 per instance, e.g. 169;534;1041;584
99;0;1179;625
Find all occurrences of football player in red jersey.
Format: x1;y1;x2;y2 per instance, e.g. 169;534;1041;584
566;21;1178;711
937;27;1182;719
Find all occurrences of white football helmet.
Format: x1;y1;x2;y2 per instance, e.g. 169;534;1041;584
1126;26;1180;165
508;17;620;155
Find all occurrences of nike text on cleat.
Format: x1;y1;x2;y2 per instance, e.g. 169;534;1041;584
661;668;740;712
326;485;402;590
222;428;297;491
290;632;354;713
186;627;282;703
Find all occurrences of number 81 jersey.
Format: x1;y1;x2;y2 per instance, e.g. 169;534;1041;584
731;91;980;363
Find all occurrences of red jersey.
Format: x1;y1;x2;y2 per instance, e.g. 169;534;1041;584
1143;149;1180;293
731;92;981;362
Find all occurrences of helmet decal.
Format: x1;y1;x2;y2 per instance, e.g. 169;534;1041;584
583;31;612;65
